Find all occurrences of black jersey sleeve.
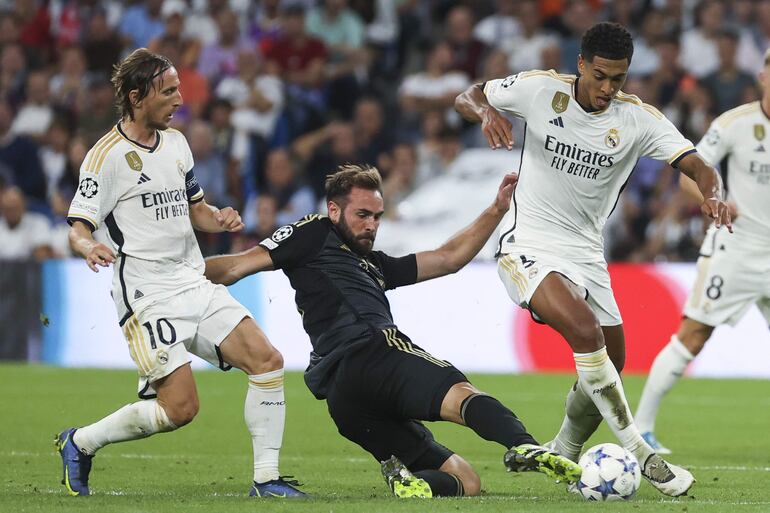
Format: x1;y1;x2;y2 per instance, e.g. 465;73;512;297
371;251;418;290
259;215;330;270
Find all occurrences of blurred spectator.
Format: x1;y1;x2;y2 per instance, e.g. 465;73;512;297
444;5;489;80
380;142;419;217
187;120;231;208
250;0;284;47
398;41;470;128
82;9;123;77
49;46;89;112
0;43;29;106
11;70;53;138
501;0;560;74
119;0;165;50
699;28;758;116
197;9;252;84
77;77;117;147
243;148;315;231
0;12;21;48
352;96;393;167
157;36;209;122
558;0;597;74
293;121;360;198
679;0;762;79
415;109;447;184
50;135;88;220
216;48;284;176
629;10;666;78
0;186;52;261
473;0;521;49
0;100;46;204
39;118;71;201
148;1;202;71
306;0;368;118
231;194;278;252
184;0;227;47
15;0;53;64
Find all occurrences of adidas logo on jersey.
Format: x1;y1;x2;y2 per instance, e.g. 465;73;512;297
549;116;565;127
134;289;144;299
755;144;765;152
137;173;152;184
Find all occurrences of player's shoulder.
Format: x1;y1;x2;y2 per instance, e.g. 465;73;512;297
260;214;330;253
517;69;576;86
612;91;666;121
713;101;761;129
82;126;130;175
487;69;574;94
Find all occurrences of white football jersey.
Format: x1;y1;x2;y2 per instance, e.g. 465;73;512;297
68;124;207;323
696;102;770;246
484;70;695;261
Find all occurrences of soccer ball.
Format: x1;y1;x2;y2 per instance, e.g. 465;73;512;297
575;443;641;501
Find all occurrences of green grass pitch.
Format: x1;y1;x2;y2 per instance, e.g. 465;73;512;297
2;364;769;512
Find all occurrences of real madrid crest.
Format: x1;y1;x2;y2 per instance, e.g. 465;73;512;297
754;124;765;141
551;92;569;114
176;159;186;177
605;128;620;149
124;151;143;171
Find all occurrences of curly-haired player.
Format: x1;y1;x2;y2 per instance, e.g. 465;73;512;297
455;22;733;496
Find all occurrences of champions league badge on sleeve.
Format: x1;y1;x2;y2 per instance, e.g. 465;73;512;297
78;177;99;198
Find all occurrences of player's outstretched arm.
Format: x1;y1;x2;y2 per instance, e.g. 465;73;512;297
455;83;513;150
190;200;245;233
415;173;517;283
204;245;275;286
676;153;733;232
68;221;115;273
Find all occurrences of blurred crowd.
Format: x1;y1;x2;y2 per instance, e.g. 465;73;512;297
0;0;766;263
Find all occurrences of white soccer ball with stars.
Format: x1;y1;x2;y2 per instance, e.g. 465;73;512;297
575;443;641;501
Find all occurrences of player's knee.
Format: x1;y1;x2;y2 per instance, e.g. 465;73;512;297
678;321;712;356
240;341;283;375
164;398;199;427
441;455;480;496
568;318;603;352
460;470;481;496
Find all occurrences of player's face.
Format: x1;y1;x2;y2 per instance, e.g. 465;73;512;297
577;55;629;111
141;66;183;130
329;187;384;254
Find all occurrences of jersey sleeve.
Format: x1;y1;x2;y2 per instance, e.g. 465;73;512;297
66;151;119;231
258;215;329;270
371;251;418;290
483;71;548;119
695;118;730;166
639;110;696;167
179;133;204;203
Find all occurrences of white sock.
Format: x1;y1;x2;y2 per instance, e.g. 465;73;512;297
73;399;176;455
574;347;653;464
551;382;602;461
246;368;285;484
635;335;695;433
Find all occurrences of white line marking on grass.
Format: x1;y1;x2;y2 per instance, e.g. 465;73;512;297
688;465;770;472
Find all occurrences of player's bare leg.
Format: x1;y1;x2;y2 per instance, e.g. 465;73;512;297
218;317;305;497
439;381;581;484
636;318;711;453
530;272;694;496
549;325;625;461
56;365;192;496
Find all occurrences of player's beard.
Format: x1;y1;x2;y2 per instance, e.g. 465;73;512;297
336;214;375;255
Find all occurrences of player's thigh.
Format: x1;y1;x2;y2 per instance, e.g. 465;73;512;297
339;330;468;422
121;300;198;399
191;283;282;375
529;272;603;351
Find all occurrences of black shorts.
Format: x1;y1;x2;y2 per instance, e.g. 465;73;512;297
325;328;468;471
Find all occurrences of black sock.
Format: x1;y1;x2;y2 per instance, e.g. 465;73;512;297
460;394;538;448
413;470;464;497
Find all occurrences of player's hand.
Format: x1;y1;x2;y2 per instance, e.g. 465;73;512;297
215;207;245;232
701;197;733;233
85;243;115;273
481;107;514;150
492;172;519;214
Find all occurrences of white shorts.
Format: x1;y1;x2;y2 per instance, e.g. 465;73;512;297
684;226;770;327
119;281;252;398
497;251;623;326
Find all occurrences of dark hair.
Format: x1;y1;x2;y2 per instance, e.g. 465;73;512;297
325;164;383;205
111;48;172;121
580;22;634;64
